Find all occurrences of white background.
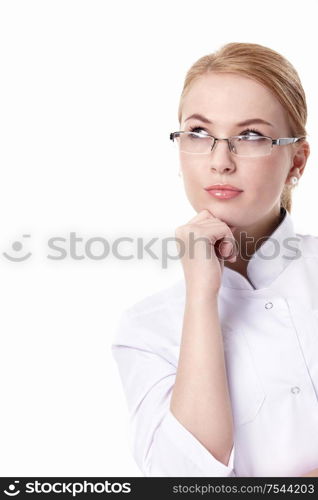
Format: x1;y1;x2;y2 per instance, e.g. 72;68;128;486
0;0;317;476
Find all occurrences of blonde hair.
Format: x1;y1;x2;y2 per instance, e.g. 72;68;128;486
178;42;307;213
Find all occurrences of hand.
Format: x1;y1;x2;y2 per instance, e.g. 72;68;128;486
175;209;237;297
300;467;318;477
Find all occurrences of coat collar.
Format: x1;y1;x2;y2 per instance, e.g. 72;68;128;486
222;207;301;290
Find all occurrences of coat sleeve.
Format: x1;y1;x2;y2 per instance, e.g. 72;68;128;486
111;308;236;477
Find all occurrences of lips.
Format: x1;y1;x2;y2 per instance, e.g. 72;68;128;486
205;184;243;200
204;184;243;192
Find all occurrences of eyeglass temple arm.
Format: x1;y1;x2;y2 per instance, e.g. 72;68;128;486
273;137;306;145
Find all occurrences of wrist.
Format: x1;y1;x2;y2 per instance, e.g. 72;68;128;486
185;288;219;306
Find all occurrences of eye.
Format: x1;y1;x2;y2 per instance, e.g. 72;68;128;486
189;125;265;136
239;127;264;136
188;125;209;135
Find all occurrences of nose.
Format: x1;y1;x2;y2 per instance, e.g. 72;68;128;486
209;138;236;174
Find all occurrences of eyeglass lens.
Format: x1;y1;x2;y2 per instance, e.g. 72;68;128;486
174;133;272;157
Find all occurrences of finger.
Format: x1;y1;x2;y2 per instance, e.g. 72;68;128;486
203;222;236;246
193;219;236;250
184;213;238;261
210;225;237;261
218;240;237;262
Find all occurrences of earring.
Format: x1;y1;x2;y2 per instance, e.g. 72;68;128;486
290;176;298;186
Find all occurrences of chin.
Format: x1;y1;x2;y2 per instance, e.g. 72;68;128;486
204;204;241;224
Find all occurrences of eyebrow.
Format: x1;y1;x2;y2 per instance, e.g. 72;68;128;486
184;113;274;127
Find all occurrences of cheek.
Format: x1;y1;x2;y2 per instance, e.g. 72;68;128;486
180;162;205;210
180;155;204;186
243;157;288;201
179;153;199;171
183;175;201;205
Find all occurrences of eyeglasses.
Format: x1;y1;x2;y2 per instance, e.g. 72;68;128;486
170;131;306;158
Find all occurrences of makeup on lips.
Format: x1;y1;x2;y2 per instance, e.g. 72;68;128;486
204;184;243;200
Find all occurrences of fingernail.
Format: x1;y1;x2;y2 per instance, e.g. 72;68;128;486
223;244;233;258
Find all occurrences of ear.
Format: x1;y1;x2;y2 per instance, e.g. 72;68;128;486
287;140;310;181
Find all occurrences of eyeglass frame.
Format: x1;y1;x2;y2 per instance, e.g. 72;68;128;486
169;131;306;156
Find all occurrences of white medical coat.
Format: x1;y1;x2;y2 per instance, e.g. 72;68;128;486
111;208;318;477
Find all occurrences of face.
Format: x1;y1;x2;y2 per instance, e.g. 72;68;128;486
179;72;308;229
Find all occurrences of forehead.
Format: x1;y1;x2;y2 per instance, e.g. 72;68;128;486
181;72;289;130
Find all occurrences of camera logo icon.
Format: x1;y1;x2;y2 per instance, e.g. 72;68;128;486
3;480;20;496
2;235;32;262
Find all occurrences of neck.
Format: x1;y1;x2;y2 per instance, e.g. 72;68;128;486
224;206;284;277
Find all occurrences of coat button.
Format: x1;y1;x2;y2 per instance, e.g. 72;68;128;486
265;302;273;309
291;386;301;394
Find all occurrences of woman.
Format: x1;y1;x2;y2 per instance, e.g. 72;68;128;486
111;42;318;477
